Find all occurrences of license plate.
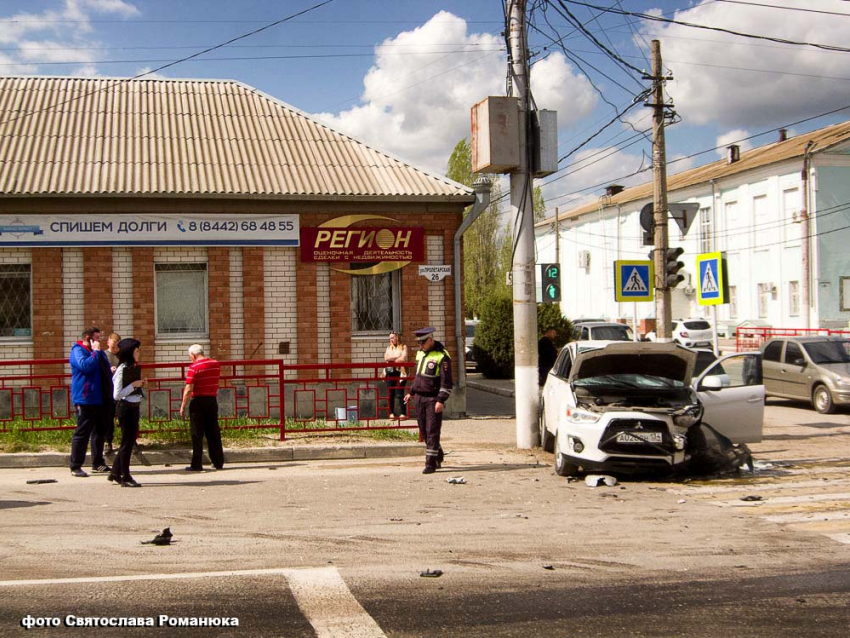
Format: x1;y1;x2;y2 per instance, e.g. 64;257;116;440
616;431;662;444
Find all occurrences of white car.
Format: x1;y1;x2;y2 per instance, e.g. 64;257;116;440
539;342;764;477
671;319;713;348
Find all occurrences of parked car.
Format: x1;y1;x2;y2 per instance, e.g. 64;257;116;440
464;319;479;371
671;319;713;348
761;336;850;414
572;321;633;342
539;341;764;476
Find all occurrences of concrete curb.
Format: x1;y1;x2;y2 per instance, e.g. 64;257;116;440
466;380;515;398
0;444;423;470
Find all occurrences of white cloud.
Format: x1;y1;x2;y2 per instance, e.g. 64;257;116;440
714;129;752;158
0;0;139;74
315;11;597;174
642;0;850;127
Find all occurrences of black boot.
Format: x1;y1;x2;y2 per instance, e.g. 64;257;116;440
436;448;444;468
422;465;436;475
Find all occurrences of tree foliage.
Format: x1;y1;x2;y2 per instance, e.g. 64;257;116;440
446;139;502;319
472;288;574;379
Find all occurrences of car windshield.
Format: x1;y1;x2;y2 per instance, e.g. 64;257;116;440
803;340;850;364
465;324;475;338
591;326;632;341
693;350;718;376
684;321;711;330
574;373;684;390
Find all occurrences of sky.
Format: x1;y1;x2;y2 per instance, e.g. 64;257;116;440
2;0;850;215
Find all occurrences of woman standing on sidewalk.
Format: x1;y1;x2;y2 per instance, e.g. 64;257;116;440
383;331;408;419
109;338;146;488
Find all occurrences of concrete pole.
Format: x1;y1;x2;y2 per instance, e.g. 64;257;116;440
650;40;672;341
507;0;538;449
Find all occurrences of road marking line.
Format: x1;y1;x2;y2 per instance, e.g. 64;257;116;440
713;492;850;507
282;567;387;638
0;566;387;638
763;511;850;524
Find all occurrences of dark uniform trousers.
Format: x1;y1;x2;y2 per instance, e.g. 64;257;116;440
416;395;444;469
189;396;225;469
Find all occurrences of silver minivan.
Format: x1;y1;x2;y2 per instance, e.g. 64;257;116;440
761;336;850;413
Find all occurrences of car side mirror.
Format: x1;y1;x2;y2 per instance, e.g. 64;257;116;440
700;375;723;391
793;357;806;367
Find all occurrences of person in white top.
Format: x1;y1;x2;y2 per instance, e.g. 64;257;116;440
383;331;409;419
108;338;146;488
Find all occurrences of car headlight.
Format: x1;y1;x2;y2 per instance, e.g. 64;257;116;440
566;408;600;425
672;404;703;428
835;377;850;387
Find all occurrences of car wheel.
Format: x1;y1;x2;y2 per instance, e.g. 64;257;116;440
539;402;554;453
813;385;836;414
554;429;578;477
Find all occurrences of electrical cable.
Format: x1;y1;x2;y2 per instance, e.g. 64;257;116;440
717;0;850;18
0;0;339;127
558;90;650;162
561;0;850;55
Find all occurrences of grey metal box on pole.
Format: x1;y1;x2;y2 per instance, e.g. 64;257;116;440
470;96;520;174
531;109;558;177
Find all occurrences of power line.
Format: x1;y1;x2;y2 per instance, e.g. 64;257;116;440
558;90;650;162
0;0;339;127
562;0;850;54
717;0;850;18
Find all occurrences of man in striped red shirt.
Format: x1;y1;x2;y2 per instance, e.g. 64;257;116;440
180;344;224;471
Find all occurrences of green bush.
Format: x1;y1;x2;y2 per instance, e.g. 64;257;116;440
472;291;574;379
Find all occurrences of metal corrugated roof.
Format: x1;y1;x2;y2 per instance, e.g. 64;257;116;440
538;120;850;225
0;76;473;201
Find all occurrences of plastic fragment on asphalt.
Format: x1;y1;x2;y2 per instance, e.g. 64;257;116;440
420;569;443;578
141;527;173;546
446;477;466;484
678;499;687;504
25;479;57;484
543;565;555;570
585;475;618;487
740;495;763;502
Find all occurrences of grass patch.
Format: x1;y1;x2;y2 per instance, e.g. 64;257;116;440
0;417;417;452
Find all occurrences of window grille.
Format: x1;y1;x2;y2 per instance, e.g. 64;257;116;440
351;272;399;333
155;263;208;335
0;265;31;338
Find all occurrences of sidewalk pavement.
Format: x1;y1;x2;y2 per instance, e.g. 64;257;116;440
0;415;518;471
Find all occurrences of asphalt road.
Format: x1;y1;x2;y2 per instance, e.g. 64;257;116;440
1;401;849;637
465;384;516;417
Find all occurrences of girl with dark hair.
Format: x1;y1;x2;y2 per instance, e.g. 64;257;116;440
108;338;146;487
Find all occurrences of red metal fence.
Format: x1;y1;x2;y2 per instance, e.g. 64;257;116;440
736;327;850;351
0;358;416;440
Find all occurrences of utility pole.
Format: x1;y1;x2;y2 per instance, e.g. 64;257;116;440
507;0;538;449
649;40;672;340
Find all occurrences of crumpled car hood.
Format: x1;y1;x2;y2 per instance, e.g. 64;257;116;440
569;342;697;385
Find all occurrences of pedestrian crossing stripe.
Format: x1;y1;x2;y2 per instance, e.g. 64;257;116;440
696;252;726;305
614;260;653;302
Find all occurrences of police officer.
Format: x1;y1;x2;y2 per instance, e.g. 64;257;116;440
405;327;452;474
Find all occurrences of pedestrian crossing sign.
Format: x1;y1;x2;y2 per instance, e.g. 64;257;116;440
696;252;727;305
614;260;654;302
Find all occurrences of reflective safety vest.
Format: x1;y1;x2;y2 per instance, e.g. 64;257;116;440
410;345;452;400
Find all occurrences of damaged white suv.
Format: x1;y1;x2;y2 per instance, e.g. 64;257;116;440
540;342;763;476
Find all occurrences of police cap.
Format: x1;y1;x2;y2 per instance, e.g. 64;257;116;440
414;327;436;342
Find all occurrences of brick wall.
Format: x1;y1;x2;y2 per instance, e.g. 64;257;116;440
242;248;265;371
83;247;113;331
112;247;133;338
132;248;155;355
329;268;351;369
229;249;244;361
208;247;231;361
62;248;84;350
316;263;330;364
426;235;447;340
264;247;298;365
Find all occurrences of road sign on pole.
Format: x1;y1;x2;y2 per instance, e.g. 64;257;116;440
614;260;654;302
696;251;728;305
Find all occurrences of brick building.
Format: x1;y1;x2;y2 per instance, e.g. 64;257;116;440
0;77;473;412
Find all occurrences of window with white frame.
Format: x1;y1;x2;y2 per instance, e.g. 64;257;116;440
757;283;769;318
351;271;401;333
0;264;31;338
155;263;208;336
841;277;850;312
783;188;801;242
699;207;712;253
789;280;800;316
729;285;738;318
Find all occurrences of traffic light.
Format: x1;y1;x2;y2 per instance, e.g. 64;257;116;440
541;263;561;303
665;247;686;288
